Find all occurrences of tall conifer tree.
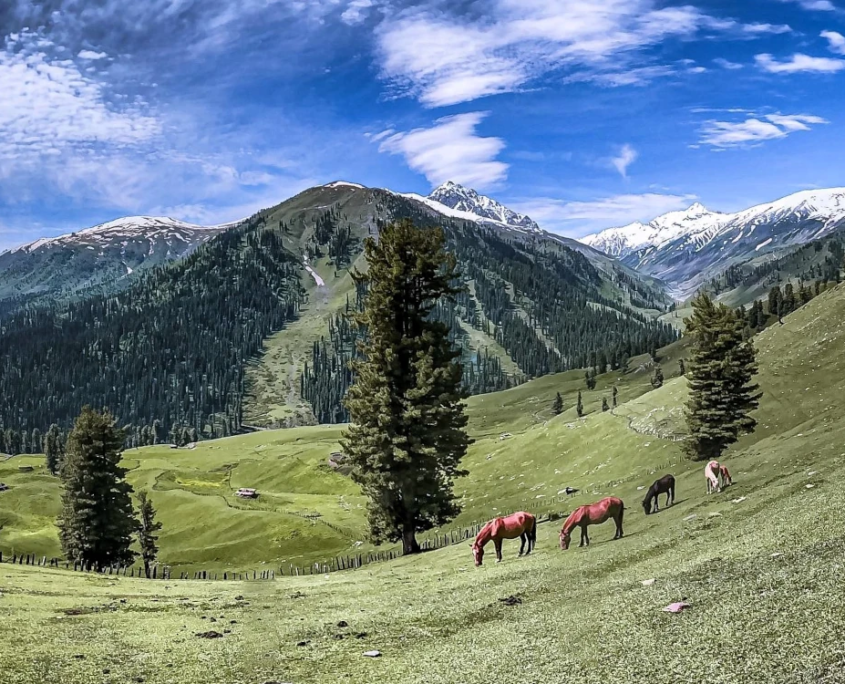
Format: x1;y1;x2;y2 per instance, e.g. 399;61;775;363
683;294;760;462
58;407;136;567
136;490;162;579
342;220;471;555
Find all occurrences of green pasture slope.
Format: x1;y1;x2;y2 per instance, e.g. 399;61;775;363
2;284;845;683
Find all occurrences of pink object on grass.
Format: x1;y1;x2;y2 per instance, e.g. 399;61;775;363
663;602;691;613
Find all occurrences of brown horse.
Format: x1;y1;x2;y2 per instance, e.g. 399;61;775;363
642;474;675;515
719;464;732;488
471;511;536;566
559;497;624;549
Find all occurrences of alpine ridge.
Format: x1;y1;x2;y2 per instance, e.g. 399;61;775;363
426;181;541;233
581;187;845;297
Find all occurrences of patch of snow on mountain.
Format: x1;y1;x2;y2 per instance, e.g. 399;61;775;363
755;238;773;251
324;180;366;189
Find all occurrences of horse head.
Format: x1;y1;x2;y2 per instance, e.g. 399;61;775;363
470;542;484;566
641;497;652;515
559;530;571;550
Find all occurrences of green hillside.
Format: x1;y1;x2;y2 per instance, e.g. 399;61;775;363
3;282;841;574
2;283;844;684
0;184;675;439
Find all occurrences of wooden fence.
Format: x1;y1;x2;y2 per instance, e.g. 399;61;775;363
0;508;569;582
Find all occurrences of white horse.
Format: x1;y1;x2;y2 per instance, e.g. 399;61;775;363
705;460;721;494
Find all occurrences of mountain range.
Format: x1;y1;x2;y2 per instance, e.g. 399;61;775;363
0;180;676;439
581;188;845;298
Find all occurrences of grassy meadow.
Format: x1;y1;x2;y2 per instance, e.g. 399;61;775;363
1;284;845;683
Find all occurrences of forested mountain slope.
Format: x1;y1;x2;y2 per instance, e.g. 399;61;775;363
0;217;237;312
0;182;676;440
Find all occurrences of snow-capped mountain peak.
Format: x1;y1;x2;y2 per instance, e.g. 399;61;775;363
9;215;240;255
427;181;541;233
581;186;845;297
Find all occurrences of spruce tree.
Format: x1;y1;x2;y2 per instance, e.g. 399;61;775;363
342;219;471;555
678;359;686;376
58;407;136;567
601;397;609;412
585;369;597;390
651;365;664;388
612;385;618;408
552;392;563;416
45;424;63;475
683;294;760;462
136;490;162;579
576;391;584;418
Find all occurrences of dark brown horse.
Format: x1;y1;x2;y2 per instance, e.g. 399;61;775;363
642;474;675;515
559;497;624;550
471;511;537;566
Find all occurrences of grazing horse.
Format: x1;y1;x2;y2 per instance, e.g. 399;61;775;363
719;464;732;488
642;474;675;515
705;460;721;494
471;511;536;566
559;497;624;550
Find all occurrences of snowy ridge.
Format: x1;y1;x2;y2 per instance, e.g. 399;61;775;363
581;188;845;259
581;187;845;297
324;180;366;189
7;215;242;255
427;181;542;233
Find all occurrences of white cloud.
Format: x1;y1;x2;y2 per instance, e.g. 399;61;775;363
610;144;638;178
777;0;836;10
713;57;743;70
341;0;375;25
742;23;792;35
821;30;845;55
755;52;845;73
77;49;108;60
510;193;697;235
699;113;829;148
377;112;508;190
375;0;741;107
0;32;160;166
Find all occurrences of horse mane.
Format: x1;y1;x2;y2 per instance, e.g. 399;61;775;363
561;507;585;534
474;520;496;546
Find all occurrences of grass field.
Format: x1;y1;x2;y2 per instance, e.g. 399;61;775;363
2;285;844;683
0;326;687;573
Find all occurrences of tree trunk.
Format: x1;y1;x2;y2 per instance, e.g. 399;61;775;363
402;528;420;555
143;559;151;579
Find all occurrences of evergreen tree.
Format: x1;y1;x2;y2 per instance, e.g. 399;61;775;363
552;392;563;416
612;386;618;408
678;359;686;376
651;365;664;388
342;220;471;555
782;283;796;316
576;391;584;418
601;397;610;412
45;424;63;475
58;407;136;567
136;490;162;579
585;369;597;390
768;286;782;319
683;294;760;462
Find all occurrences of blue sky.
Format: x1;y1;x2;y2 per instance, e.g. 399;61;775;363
1;0;844;250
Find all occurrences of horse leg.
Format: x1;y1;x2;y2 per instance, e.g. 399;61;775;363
615;509;624;539
494;539;503;563
518;533;526;557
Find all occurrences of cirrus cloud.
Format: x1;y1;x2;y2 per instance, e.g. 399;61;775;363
376;112;508;190
755;52;845;73
375;0;773;108
699;113;829;149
